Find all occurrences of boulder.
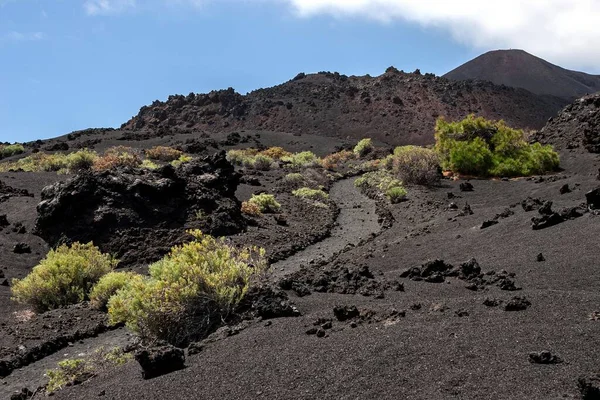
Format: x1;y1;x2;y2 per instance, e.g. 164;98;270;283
135;345;185;379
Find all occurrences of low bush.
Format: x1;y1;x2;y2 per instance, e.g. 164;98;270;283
11;242;117;312
247;193;281;213
435;115;560;177
145;146;183;162
321;150;354;170
282;151;321;168
390;146;440;186
107;230;267;345
248;154;273;171
292;187;329;201
90;271;141;311
0;143;25;158
226;149;259;166
241;201;262;216
93;146;141;171
260;147;292;160
0;150;100;173
141;159;160;170
353;138;373;157
66;148;98;172
171;154;193;168
46;359;93;393
283;173;304;183
355;170;406;203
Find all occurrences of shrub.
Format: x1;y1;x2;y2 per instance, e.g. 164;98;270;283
435;115;559;177
292;187;329;201
226;149;259;166
260;147;292;160
171;154;193;168
321;150;354;170
94;147;141;171
46;359;93;393
249;154;273;171
66;149;98;172
247;193;281;213
141;159;160;170
391;146;440;186
241;201;262;216
282;151;321;168
355;170;406;203
145;146;183;162
283;173;304;184
90;271;141;311
0;143;25;158
11;242;117;312
353;138;373;157
107;230;267;345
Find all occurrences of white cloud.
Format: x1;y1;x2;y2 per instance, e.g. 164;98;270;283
83;0;206;15
285;0;600;69
1;31;45;42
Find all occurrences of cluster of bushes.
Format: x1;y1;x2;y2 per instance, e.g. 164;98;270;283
435;115;559;177
355;170;407;203
383;146;441;186
241;193;281;216
0;145;192;173
292;187;329;201
281;151;321;169
353;138;373;157
12;231;268;347
227;147;290;171
321;150;354;170
0;143;25;159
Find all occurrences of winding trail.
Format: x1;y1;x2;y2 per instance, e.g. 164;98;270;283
0;177;381;398
272;177;381;277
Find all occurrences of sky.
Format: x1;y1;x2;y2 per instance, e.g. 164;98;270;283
1;0;599;143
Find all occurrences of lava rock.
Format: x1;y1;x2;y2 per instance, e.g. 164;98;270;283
187;342;204;356
521;197;544;212
536;253;545;262
10;388;33;400
135;345;185;379
528;350;562;364
241;286;300;319
333;305;360;321
586;188;600;210
503;296;531;311
13;243;31;254
579;373;600;400
481;220;499;229
459;182;474;192
483;298;501;307
559;184;571;194
0;214;9;229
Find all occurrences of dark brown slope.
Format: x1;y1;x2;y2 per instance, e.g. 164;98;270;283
121;69;568;146
444;49;600;101
533;93;600;153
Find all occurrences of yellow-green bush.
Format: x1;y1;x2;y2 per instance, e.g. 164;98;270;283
226;148;259;166
283;172;304;184
321;150;354;170
355;170;407;203
435;115;559;177
171;154;193;168
260;147;292;160
389;146;440;186
353;138;373;157
90;271;141;311
0;150;99;173
145;146;183;162
11;243;117;312
93;147;141;171
281;151;321;168
107;230;267;345
141;159;160;170
0;143;25;158
241;201;262;216
46;359;92;393
247;193;281;213
248;154;273;170
66;148;98;172
292;187;329;201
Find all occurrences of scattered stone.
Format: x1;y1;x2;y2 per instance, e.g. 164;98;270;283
483;298;501;307
448;202;458;210
333;305;360;321
460;203;474;216
274;214;288;226
578;373;600;399
586;188;600;210
521;197;544;212
536;253;545;262
241;286;300;319
503;296;531;311
316;328;326;338
481;220;499;229
0;279;8;287
459;182;474;192
410;303;422;311
455;309;469;317
589;311;600;321
11;223;26;234
528;351;562;364
135;345;185;379
559;184;571;194
447;192;456;199
187;342;204;356
10;388;33;400
13;243;31;254
0;215;9;229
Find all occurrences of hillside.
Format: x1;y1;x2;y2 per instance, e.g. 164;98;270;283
444;49;600;100
120;68;568;146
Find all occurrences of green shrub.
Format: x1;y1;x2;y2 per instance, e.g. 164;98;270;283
260;147;292;160
171;154;193;168
282;151;321;168
353;138;373;157
390;146;440;186
141;159;160;170
321;150;355;170
226;149;258;166
0;150;99;173
0;143;25;158
93;147;142;171
241;201;262;216
90;271;141;311
284;173;304;183
107;230;267;345
66;149;98;172
292;187;329;201
11;243;117;312
249;154;273;170
355;170;406;203
46;359;92;393
435;115;560;177
247;193;281;213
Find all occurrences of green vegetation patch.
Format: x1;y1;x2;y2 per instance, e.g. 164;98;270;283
292;187;329;201
247;193;281;213
355;170;407;204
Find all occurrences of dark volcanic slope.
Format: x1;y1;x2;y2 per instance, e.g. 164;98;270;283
444;49;600;100
533;93;600;153
121;69;567;146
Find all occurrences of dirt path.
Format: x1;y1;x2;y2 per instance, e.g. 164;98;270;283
271;177;381;277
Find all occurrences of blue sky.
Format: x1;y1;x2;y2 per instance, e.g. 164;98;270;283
1;0;599;143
